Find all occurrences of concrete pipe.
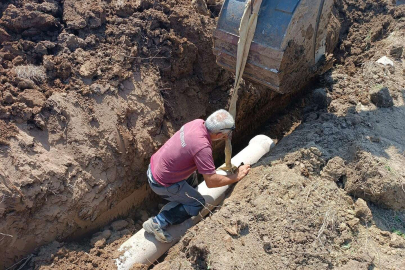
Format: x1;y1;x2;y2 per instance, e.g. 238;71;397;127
115;135;275;269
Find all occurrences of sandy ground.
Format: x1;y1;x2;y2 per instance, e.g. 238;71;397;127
1;0;405;269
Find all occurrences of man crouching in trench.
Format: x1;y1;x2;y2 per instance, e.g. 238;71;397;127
143;109;251;243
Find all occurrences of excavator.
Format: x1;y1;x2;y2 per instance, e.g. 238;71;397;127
213;0;335;94
213;0;337;172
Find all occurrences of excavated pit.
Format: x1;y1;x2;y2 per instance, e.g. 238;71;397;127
1;0;405;269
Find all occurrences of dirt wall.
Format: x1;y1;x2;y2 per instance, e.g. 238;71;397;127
0;0;321;267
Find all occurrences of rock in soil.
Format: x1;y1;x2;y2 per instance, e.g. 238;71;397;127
390;44;403;58
370;86;394;108
390;234;405;248
321;156;346;182
111;220;129;231
354;198;373;223
90;229;112;246
346;152;405;210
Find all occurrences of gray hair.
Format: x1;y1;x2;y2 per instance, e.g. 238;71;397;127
205;109;235;134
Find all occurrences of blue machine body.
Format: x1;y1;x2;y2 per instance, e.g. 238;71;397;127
213;0;334;93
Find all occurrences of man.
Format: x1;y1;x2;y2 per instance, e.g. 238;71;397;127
143;109;251;243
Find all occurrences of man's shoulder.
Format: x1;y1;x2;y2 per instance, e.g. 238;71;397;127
185;119;204;126
186;119;208;135
185;119;210;149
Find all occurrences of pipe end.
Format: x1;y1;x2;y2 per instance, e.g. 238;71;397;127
249;135;275;153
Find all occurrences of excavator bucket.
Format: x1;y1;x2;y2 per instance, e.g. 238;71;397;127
213;0;335;94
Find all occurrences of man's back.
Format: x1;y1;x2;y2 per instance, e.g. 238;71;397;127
151;119;216;186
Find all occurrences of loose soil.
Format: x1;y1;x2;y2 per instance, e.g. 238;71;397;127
1;0;405;269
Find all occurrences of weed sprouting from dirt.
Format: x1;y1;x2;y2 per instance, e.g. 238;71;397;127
12;65;47;82
305;182;321;202
315;206;337;247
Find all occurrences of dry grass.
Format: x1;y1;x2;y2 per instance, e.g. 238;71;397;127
315;206;337;247
0;232;13;242
12;65;47;82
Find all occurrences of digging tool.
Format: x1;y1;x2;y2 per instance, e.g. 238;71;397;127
213;0;335;94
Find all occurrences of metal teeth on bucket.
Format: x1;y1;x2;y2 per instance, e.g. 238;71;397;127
213;0;334;94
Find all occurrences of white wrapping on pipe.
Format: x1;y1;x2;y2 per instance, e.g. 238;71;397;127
115;135;274;269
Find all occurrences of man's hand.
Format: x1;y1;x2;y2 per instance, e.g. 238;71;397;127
203;164;251;188
237;164;250;181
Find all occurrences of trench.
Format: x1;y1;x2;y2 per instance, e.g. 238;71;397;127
62;69;321;246
31;76;315;265
115;75;325;270
70;76;321;266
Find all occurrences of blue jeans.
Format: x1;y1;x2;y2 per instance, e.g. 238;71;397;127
147;165;205;225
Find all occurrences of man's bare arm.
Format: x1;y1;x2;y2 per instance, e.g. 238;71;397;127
202;165;250;188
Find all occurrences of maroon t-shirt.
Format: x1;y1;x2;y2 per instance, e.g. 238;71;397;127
150;119;216;186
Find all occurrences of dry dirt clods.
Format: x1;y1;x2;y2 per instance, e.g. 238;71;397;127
1;0;405;269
